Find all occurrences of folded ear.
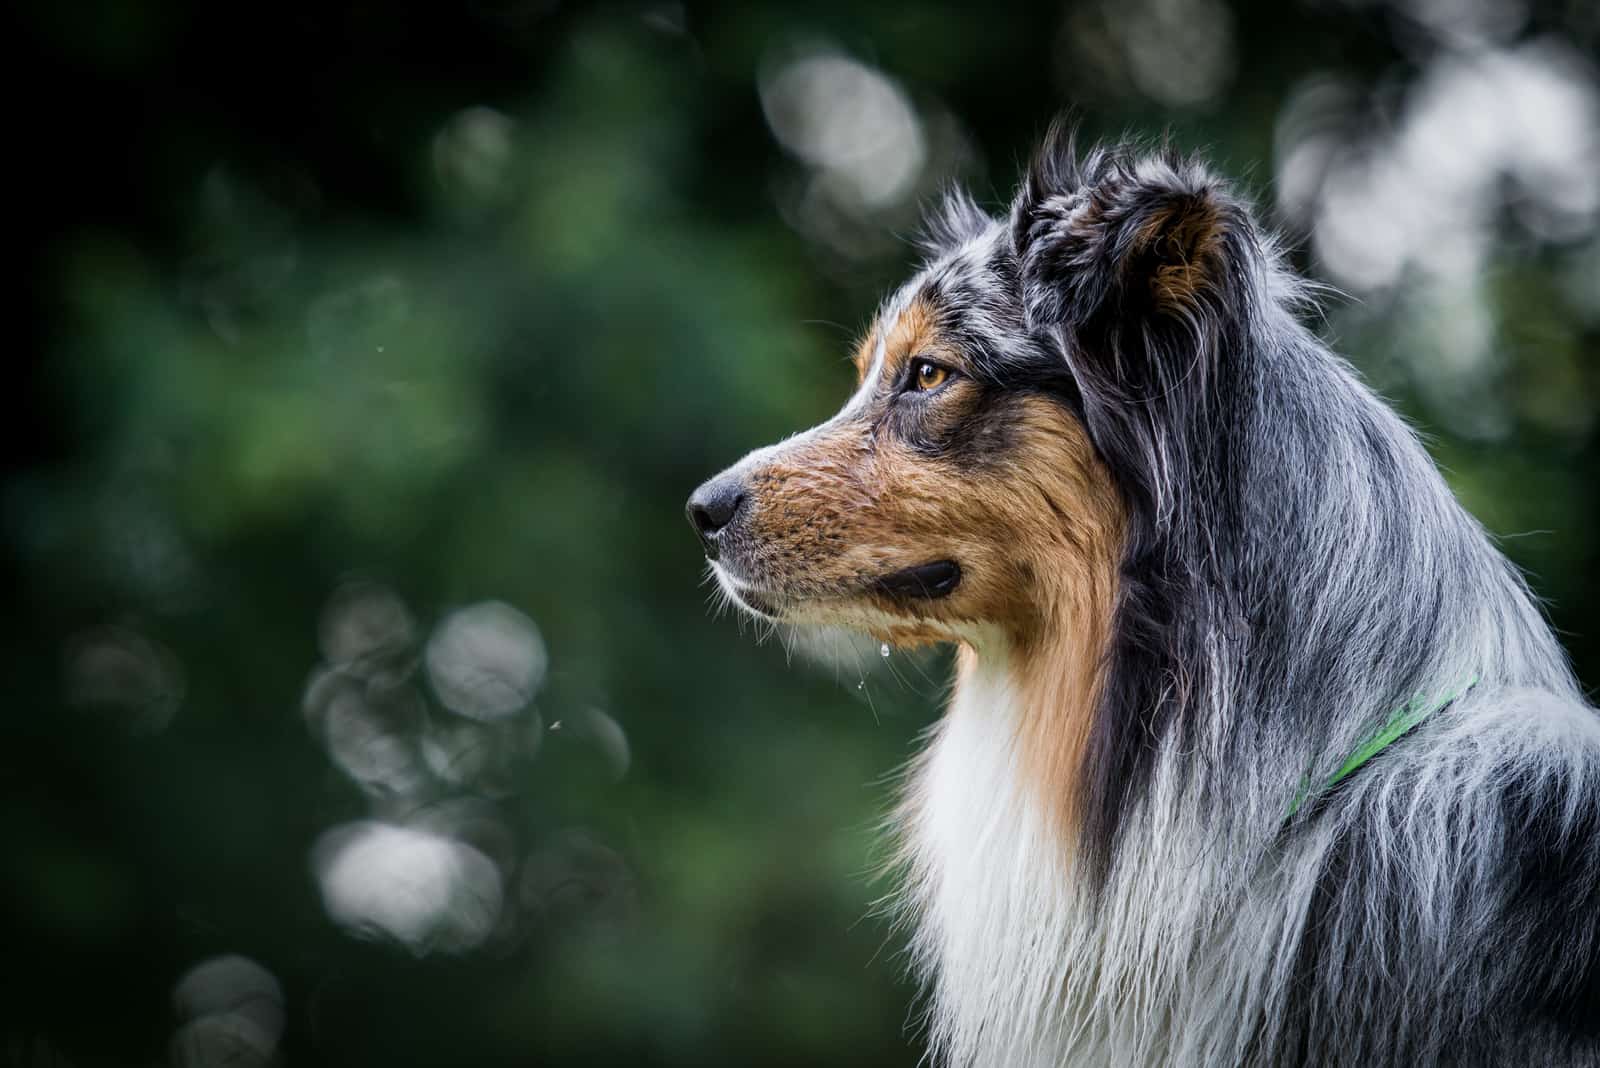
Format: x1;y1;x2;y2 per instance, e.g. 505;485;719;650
1010;126;1247;336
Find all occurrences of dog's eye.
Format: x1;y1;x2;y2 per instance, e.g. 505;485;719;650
911;359;952;393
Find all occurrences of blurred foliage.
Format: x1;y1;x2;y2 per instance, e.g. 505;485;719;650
4;0;1598;1064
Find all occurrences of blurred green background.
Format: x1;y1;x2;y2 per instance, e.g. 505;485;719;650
5;0;1598;1064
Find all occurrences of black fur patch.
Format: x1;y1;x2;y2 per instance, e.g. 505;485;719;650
1502;771;1600;1039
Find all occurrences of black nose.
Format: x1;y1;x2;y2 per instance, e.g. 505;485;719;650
686;474;747;559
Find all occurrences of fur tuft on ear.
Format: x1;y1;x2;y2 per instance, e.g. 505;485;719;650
915;186;995;259
1010;123;1245;334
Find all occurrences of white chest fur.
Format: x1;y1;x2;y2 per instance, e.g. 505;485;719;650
895;643;1225;1067
897;653;1093;1066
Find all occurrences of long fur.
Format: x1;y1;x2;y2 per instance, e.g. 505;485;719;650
891;127;1600;1067
698;123;1600;1066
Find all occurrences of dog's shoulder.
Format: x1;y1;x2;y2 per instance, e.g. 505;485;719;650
1283;687;1600;1057
1485;694;1600;1040
1375;686;1600;1041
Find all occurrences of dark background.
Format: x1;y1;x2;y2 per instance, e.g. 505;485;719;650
6;0;1598;1064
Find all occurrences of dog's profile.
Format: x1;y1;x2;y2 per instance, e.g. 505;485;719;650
687;124;1600;1067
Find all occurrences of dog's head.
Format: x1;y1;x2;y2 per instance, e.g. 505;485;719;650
689;130;1251;652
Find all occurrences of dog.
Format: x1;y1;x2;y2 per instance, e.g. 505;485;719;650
686;124;1600;1067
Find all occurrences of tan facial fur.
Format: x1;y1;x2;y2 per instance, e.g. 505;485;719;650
722;293;1122;640
710;289;1126;824
707;286;1128;829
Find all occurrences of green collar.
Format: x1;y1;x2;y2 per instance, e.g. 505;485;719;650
1287;675;1478;819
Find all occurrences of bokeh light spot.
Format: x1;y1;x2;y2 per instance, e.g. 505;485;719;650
425;601;547;722
760;46;926;212
318;580;417;684
312;821;503;955
521;828;638;930
170;954;284;1068
64;625;184;734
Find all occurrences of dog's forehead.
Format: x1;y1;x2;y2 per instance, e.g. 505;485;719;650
928;229;1010;300
919;232;1041;373
862;235;1008;359
914;228;1010;323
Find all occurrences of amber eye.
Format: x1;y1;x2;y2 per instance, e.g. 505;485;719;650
912;359;951;393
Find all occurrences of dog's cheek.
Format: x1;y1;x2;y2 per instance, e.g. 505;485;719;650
917;395;1121;632
858;447;1004;589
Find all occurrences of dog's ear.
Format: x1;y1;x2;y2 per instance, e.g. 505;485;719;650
1010;125;1245;337
1009;129;1261;884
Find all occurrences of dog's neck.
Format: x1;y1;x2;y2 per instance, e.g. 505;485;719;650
895;570;1122;1065
993;562;1120;837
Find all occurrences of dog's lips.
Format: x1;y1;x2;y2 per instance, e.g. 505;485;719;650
874;560;962;600
713;557;962;624
709;561;785;620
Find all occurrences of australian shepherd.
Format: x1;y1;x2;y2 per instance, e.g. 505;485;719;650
687;124;1600;1067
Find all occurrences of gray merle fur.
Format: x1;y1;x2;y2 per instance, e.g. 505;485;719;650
894;122;1600;1065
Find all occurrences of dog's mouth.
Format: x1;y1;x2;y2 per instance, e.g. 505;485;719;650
873;560;962;600
710;565;784;621
729;585;780;619
713;558;963;624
